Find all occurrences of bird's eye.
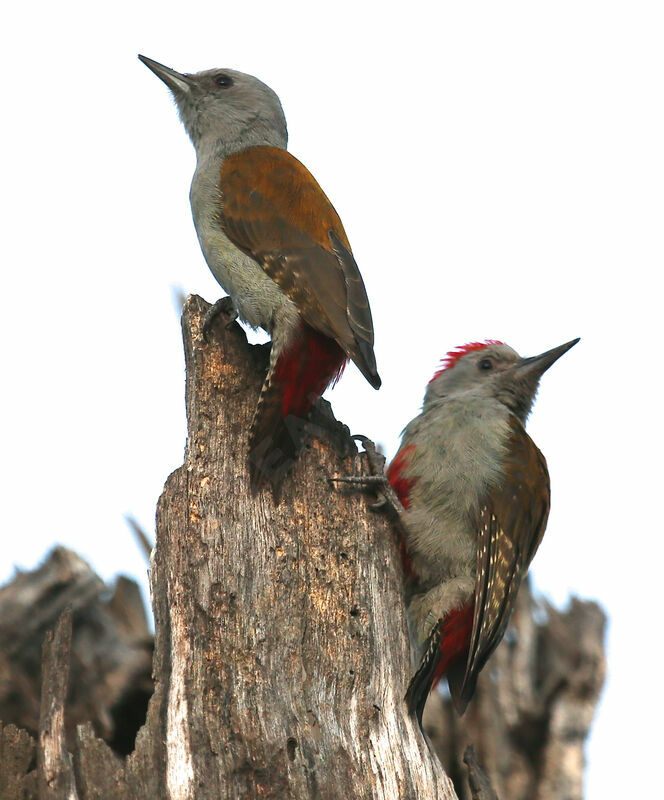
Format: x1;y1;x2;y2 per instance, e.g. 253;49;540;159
215;74;233;88
478;358;493;371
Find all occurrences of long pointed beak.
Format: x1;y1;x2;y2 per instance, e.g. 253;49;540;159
517;337;580;378
138;54;193;95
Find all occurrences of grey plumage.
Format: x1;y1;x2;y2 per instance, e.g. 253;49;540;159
139;55;380;494
392;339;578;714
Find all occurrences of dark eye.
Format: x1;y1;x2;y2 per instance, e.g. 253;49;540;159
215;74;233;88
478;358;493;371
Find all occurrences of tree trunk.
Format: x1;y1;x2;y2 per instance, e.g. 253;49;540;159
0;294;607;800
0;295;457;799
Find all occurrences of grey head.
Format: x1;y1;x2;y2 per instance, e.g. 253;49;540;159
424;338;580;422
138;55;288;154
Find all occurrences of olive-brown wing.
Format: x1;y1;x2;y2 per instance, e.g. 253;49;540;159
449;416;550;713
219;146;379;388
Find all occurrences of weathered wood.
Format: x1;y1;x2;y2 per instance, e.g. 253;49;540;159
136;294;456;799
38;609;77;800
0;292;608;799
463;746;500;800
0;292;609;800
0;723;35;800
73;725;125;800
0;295;457;799
0;548;153;758
423;580;606;800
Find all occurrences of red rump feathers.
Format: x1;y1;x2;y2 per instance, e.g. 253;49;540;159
386;444;416;510
432;605;475;687
428;340;504;384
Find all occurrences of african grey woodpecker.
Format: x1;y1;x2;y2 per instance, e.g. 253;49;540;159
138;55;380;498
383;338;579;720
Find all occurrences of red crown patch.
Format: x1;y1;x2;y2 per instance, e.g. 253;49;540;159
428;340;504;384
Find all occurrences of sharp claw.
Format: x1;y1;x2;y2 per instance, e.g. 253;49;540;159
202;297;238;341
348;435;387;478
368;497;387;511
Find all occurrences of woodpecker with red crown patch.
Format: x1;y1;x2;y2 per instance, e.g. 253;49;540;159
139;56;380;497
381;337;579;721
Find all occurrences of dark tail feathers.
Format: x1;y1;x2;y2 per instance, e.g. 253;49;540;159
248;323;346;500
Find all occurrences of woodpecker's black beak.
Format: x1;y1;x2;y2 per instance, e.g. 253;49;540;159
138;54;193;95
517;338;580;379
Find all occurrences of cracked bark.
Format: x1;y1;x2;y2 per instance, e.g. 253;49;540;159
0;294;606;799
37;609;78;800
0;295;457;800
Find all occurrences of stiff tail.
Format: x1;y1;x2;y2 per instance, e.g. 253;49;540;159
405;604;474;722
405;621;442;726
249;322;346;499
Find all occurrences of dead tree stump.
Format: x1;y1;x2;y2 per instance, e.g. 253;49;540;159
0;294;606;800
0;295;458;799
142;295;455;799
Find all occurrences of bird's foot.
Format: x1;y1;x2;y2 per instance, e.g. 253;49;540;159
405;619;442;727
202;296;239;342
329;435;405;516
330;473;393;512
353;435;387;476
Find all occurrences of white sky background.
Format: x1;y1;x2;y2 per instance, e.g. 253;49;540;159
1;1;662;795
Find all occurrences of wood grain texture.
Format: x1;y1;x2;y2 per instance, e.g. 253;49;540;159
0;296;606;800
0;294;456;799
38;609;78;800
144;294;454;799
0;548;153;758
0;723;35;800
